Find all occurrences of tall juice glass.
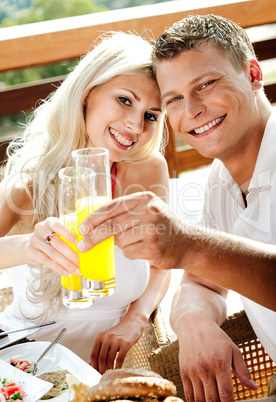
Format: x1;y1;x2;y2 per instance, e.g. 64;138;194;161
58;167;94;308
72;148;116;297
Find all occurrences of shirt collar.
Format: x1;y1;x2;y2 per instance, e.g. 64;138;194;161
218;108;276;190
249;107;276;190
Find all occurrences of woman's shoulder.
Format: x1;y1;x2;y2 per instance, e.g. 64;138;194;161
0;173;34;235
116;152;169;197
124;152;168;176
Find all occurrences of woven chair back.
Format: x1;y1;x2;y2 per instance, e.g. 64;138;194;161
149;310;275;401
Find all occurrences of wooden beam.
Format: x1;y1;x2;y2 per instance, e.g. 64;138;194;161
0;76;65;116
0;0;275;72
253;37;276;61
177;147;213;172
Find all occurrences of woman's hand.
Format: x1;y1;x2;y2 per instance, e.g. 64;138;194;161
24;217;80;275
90;314;147;374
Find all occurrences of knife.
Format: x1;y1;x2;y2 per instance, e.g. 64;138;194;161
0;321;56;337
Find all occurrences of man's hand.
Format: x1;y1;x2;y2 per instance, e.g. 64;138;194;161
178;318;257;402
78;191;185;270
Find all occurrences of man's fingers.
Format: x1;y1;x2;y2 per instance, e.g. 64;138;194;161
215;370;235;402
232;346;258;390
79;192;158;234
181;376;194;402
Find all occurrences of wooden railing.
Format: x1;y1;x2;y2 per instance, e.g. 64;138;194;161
1;0;276;176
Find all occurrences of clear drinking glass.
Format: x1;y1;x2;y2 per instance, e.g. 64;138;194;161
72;148;116;297
58;167;94;308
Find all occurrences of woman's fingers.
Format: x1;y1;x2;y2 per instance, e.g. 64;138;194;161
26;217;80;274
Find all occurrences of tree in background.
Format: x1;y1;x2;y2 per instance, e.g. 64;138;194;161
0;0;106;26
0;0;169;137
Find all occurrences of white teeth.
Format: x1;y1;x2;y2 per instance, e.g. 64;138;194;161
194;116;224;134
110;128;133;146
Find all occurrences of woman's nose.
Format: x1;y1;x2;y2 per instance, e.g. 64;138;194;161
125;112;144;134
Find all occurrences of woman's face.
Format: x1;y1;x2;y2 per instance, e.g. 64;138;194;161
85;74;162;163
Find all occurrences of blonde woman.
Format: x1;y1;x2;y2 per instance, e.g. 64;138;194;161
0;31;170;372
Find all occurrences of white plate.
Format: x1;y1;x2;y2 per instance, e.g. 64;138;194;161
0;360;53;402
0;319;40;350
0;341;101;402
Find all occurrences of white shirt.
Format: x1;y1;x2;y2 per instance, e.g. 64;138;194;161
202;108;276;362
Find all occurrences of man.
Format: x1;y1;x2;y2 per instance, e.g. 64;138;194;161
78;14;276;402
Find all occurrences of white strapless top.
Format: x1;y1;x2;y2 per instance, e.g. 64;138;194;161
0;246;150;362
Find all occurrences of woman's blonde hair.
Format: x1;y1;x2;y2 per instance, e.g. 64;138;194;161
4;31;164;321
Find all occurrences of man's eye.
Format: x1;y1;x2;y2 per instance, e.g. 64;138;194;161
167;96;183;105
201;80;215;89
145;112;158;122
118;97;131;105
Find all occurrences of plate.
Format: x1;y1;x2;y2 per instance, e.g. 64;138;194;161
0;360;53;402
0;319;40;350
0;341;101;401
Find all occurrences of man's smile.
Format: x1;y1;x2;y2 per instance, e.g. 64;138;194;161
189;115;226;135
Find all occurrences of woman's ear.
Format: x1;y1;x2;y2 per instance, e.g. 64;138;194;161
249;59;263;91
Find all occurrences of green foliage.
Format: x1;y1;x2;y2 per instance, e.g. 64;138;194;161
0;0;107;26
96;0;169;8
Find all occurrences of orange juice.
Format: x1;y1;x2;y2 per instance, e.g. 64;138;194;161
59;213;82;292
75;196;115;282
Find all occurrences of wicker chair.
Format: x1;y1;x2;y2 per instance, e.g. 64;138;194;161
149;310;276;401
123;306;170;369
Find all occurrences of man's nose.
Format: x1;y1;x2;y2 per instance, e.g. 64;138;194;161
185;95;205;120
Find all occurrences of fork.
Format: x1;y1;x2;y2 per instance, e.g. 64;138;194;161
31;328;67;375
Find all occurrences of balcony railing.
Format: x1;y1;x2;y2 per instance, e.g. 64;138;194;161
1;0;276;176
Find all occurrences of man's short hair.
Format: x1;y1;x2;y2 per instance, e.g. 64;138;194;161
152;14;256;71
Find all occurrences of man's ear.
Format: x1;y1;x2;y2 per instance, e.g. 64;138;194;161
249;59;263;91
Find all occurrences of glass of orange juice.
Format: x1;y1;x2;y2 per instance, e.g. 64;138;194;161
58;167;94;308
72;148;116;298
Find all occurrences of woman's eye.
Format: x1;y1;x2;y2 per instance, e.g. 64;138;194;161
145;112;158;122
118;97;131;105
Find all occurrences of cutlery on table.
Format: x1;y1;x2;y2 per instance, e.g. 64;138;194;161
31;327;67;375
0;321;56;338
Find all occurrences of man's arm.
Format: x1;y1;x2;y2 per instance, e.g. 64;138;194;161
170;272;258;402
78;191;276;310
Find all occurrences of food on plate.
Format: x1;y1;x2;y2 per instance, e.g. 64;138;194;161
66;374;89;402
68;368;182;402
37;370;70;399
0;378;26;401
9;359;35;374
0;329;8;340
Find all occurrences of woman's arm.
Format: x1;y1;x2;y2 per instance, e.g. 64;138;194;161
0;179;79;274
0;218;80;274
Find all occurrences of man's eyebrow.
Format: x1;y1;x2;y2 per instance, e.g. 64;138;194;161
161;71;215;100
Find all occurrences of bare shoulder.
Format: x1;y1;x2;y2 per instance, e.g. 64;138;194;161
0;174;34;236
116;152;169;200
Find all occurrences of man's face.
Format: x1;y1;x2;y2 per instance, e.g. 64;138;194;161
156;42;258;165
